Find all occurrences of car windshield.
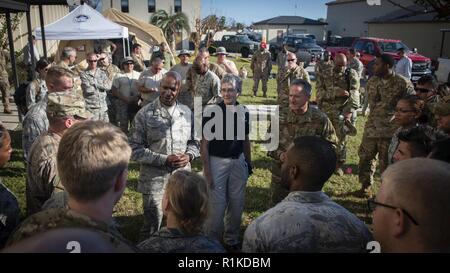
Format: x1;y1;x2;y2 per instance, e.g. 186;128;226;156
379;41;410;53
239;36;252;42
295;38;315;45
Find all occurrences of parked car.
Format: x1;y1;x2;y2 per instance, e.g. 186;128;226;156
270;35;324;67
327;37;432;83
202;34;259;58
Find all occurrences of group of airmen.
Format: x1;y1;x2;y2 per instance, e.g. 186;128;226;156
1;38;450;253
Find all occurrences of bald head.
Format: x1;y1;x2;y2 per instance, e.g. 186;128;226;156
378;158;450;252
334;53;347;68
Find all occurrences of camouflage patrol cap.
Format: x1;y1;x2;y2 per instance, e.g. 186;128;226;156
433;95;450;117
121;56;134;65
46;92;92;119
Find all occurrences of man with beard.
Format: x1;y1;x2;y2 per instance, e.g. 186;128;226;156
243;136;372;253
129;71;200;240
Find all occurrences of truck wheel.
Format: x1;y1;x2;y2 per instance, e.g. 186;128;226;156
241;48;250;58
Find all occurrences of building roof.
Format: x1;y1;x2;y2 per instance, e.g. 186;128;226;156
0;0;28;13
326;0;365;6
253;16;327;26
367;5;444;24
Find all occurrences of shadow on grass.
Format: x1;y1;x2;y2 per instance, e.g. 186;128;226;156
244;186;272;214
114;214;144;244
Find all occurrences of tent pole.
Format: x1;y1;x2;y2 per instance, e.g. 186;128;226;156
38;4;47;59
127;38;130;56
122;38;126;58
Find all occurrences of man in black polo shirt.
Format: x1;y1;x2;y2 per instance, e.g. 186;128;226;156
201;74;252;252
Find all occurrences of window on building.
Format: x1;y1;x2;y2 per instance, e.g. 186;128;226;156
121;0;129;13
174;0;182;12
148;0;156;13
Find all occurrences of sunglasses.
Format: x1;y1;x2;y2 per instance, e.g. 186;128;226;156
98;58;106;61
88;60;98;63
367;198;419;225
287;59;297;62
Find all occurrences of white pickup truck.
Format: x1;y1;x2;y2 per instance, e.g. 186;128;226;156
436;29;450;84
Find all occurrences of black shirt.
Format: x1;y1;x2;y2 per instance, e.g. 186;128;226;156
202;101;250;158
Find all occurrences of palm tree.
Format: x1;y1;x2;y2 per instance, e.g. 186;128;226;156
150;10;191;52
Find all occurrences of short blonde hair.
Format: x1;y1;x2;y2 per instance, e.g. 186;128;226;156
57;121;131;201
46;66;74;86
165;170;209;235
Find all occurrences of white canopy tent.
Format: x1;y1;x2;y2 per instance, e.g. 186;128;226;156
34;3;130;57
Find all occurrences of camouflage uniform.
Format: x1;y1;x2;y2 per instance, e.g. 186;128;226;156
131;52;146;72
129;99;200;238
0;50;11;112
54;61;84;98
80;68;111;121
112;70;141;133
320;66;360;164
170;63;192;107
358;73;415;189
26;131;61;216
22;98;49;160
251;49;272;96
26;92;91;216
26;78;47;110
276;51;288;78
6;208;136;252
138;227;225;253
268;105;338;205
209;63;226;80
242;191;373;252
314;60;333;107
185;69;221;109
277;65;311;118
348;58;364;78
100;64;121;125
0;180;20;248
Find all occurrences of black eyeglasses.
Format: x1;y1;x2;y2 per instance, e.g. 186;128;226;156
415;88;431;93
367;198;419;225
287;59;296;62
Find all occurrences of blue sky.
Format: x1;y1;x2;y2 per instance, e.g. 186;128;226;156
201;0;330;25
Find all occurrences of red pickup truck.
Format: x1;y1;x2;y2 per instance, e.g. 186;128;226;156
327;37;432;82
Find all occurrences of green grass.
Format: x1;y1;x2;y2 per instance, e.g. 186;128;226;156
0;56;380;244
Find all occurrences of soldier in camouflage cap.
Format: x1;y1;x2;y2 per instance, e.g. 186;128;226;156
9;121;136;252
26;92;91;215
434;95;450;135
244;136;372;253
269;79;338;206
250;43;272;97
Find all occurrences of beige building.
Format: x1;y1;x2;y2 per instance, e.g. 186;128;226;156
252;16;327;43
12;5;69;61
326;0;414;37
102;0;201;49
367;8;450;60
